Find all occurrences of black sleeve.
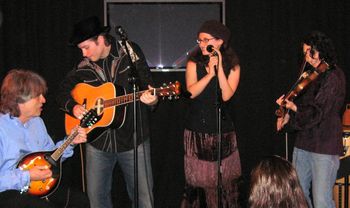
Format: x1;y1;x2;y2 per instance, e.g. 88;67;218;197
289;70;345;130
56;68;82;116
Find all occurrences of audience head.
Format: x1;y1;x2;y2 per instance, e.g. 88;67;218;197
249;155;308;208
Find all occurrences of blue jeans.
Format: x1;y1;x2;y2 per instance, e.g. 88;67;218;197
293;147;339;208
86;140;154;208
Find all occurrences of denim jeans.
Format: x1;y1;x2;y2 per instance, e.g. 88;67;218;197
293;147;339;208
86;140;154;208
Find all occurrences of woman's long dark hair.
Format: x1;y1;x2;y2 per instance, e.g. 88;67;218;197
249;155;308;208
303;31;337;67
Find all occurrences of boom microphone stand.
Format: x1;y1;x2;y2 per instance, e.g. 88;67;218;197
116;26;139;208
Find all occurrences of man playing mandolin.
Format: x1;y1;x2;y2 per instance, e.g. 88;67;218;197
56;16;158;208
0;69;87;207
276;31;346;208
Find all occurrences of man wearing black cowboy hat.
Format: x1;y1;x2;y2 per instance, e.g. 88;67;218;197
57;16;157;208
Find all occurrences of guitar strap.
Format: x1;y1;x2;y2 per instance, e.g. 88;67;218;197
111;59;118;79
117;40;140;63
111;40;139;80
95;66;106;81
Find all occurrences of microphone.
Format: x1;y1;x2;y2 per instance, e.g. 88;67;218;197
206;45;218;73
206;45;217;56
206;45;214;52
115;25;128;40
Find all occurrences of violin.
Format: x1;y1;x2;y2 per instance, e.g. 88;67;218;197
275;59;329;117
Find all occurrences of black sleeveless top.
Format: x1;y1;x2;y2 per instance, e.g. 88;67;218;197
184;62;235;134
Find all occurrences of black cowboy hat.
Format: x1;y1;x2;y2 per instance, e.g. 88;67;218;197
69;16;110;46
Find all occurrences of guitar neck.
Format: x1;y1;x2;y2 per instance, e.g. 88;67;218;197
51;130;78;161
104;89;148;108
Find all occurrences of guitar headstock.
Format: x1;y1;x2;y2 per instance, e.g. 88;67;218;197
156;81;181;100
80;109;98;128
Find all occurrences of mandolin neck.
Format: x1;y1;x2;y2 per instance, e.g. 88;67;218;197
51;130;78;161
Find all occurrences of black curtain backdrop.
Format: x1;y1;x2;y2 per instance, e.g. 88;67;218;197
1;1;350;207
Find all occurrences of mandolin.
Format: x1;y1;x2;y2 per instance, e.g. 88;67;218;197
16;111;97;198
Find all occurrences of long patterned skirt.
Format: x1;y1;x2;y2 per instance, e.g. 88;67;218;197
182;129;241;208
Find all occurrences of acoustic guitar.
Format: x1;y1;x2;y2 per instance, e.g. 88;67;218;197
16;111;97;198
64;81;181;139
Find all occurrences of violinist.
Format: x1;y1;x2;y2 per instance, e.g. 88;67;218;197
276;31;346;208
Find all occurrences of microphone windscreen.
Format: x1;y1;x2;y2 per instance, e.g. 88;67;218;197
206;45;214;52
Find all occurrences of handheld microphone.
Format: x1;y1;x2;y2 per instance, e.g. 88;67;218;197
206;45;217;56
206;45;218;73
206;45;214;52
115;25;128;40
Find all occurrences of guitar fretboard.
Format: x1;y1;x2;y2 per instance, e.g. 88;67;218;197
104;90;147;108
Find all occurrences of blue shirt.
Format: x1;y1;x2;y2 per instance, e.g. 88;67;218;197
0;113;75;192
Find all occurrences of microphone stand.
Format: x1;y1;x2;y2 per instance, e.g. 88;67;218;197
283;58;307;160
118;28;139;208
214;64;223;208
